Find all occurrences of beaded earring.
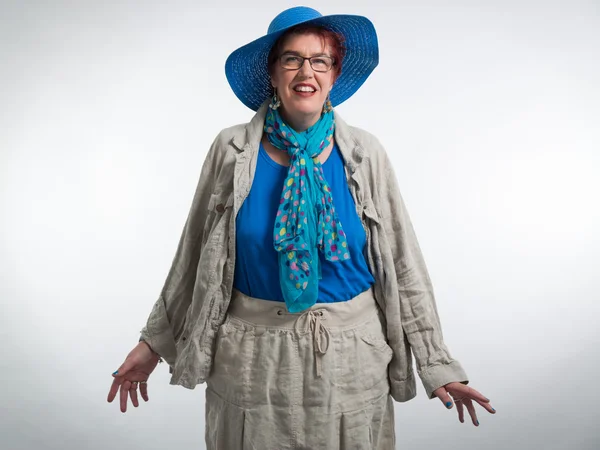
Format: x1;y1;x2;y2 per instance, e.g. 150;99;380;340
323;93;333;113
269;88;281;110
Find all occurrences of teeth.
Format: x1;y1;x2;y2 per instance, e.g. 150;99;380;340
294;86;315;92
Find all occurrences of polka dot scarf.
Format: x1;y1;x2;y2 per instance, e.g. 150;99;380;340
264;106;350;313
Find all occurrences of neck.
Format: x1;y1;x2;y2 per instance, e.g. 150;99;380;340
279;107;321;132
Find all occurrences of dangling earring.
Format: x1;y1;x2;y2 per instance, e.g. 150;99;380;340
269;88;281;110
323;93;333;113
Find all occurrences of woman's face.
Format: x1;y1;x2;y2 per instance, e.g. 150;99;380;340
270;32;336;126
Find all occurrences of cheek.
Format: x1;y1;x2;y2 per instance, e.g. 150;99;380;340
278;76;296;93
319;75;334;93
272;69;290;90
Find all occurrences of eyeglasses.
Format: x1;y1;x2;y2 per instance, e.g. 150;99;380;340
278;53;335;73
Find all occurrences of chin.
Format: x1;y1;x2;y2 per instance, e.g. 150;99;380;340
284;99;323;117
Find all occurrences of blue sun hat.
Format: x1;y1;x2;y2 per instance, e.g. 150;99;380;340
225;6;379;111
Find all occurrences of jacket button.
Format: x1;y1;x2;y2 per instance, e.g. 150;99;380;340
216;203;225;213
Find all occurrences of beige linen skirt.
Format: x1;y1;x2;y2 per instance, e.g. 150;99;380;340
205;287;396;449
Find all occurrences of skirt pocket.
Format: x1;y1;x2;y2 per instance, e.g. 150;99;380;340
355;312;394;395
208;315;255;404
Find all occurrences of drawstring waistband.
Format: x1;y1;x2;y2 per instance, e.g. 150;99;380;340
294;309;331;378
225;288;379;379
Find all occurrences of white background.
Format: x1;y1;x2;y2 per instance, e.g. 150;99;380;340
1;1;599;449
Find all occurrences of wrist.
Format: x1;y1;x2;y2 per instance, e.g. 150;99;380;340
139;340;163;363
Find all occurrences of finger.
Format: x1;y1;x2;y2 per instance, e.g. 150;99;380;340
467;389;496;414
472;396;496;414
464;398;479;426
120;380;131;413
129;383;140;408
139;382;149;402
113;358;135;378
107;377;123;403
433;386;455;409
464;386;490;404
456;400;465;423
448;385;495;416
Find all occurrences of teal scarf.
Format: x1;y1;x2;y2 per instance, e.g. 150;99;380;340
264;107;351;313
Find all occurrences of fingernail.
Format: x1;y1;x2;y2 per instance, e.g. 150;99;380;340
476;420;479;426
492;408;496;412
112;370;118;375
446;401;452;408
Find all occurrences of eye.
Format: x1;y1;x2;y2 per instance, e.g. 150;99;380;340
283;55;302;64
312;58;327;65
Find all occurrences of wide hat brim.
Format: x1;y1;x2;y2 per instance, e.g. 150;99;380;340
225;9;379;111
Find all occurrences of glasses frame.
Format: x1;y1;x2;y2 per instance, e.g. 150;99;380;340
277;53;336;73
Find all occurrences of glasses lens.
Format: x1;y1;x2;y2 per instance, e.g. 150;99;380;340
281;55;303;69
310;57;332;72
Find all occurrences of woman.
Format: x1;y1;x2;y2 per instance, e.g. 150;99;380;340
107;6;495;448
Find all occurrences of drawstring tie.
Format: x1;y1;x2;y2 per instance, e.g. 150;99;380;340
294;309;331;378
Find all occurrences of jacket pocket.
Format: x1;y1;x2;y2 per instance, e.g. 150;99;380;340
361;198;381;224
360;197;382;278
202;191;234;246
207;191;234;213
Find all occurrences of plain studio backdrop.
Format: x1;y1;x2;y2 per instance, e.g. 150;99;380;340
1;1;599;449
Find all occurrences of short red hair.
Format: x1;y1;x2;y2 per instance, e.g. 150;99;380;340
267;25;347;83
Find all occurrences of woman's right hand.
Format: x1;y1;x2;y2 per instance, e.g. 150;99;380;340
107;341;162;413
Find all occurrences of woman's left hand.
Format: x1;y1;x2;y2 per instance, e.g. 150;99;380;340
433;382;496;426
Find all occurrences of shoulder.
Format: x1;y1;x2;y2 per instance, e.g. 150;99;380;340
209;123;248;154
203;122;251;167
214;122;248;144
346;124;382;147
198;119;259;192
343;124;391;172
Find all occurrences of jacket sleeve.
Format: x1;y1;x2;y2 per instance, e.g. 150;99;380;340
138;136;221;370
378;151;469;399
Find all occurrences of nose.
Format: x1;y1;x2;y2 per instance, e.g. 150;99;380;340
298;58;314;77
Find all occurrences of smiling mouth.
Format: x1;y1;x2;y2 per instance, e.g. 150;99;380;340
294;85;316;93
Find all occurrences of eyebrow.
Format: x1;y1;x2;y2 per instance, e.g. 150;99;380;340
281;50;331;58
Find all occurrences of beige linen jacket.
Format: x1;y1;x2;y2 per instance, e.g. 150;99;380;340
140;101;469;402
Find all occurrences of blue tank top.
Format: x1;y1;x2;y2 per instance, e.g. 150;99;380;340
233;141;375;303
